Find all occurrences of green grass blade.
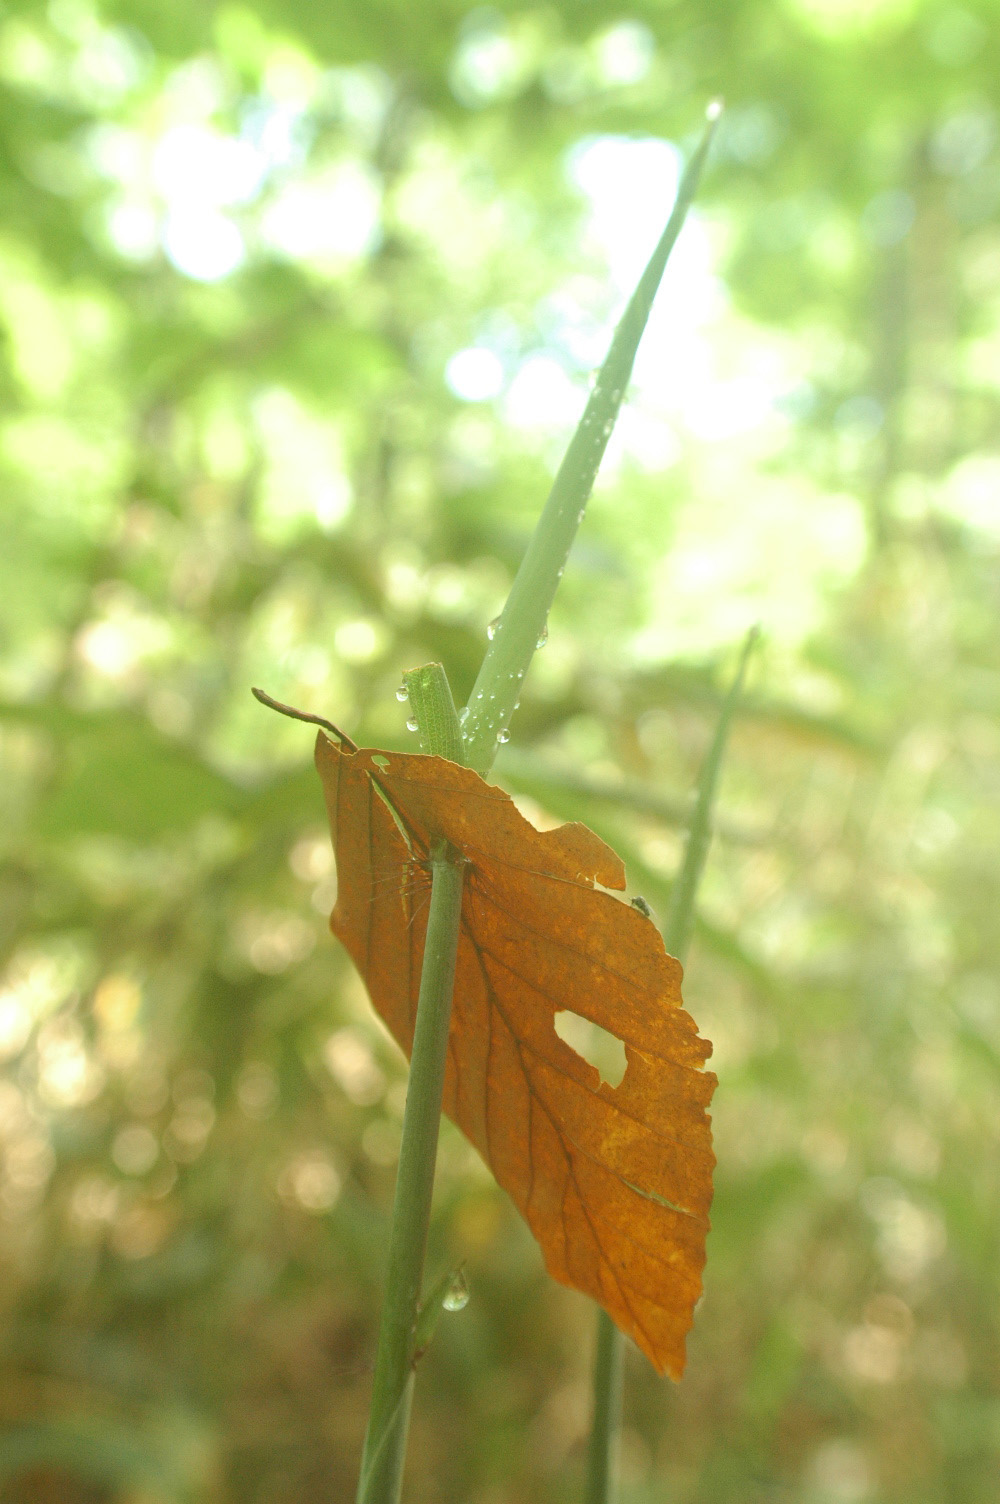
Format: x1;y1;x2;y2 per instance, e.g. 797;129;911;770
461;110;720;778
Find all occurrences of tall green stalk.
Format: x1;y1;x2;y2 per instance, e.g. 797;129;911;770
355;113;719;1504
356;844;465;1503
583;625;758;1504
355;665;465;1504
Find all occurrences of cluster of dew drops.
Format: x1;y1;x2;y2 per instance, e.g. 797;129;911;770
487;616;549;651
396;616;548;746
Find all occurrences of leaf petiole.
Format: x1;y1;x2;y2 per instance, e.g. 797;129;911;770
251;686;358;749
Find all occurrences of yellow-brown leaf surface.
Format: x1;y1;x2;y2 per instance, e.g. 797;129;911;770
315;734;716;1378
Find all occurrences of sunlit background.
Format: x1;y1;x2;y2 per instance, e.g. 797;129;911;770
2;0;1000;1499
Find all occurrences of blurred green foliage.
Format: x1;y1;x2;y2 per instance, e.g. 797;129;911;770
1;0;999;1500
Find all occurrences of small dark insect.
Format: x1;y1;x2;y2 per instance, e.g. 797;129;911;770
630;895;653;918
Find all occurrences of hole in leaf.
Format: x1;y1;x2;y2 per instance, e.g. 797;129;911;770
553;1010;627;1088
371;754;390;769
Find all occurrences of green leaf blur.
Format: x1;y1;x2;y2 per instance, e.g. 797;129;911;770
0;2;997;1501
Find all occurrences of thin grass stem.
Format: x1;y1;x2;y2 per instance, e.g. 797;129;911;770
583;623;757;1504
356;849;465;1504
585;1307;625;1504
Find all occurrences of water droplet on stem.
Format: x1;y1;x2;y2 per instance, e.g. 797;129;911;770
443;1268;469;1312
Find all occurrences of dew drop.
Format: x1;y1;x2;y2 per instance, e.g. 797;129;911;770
536;625;548;649
406;717;419;733
443;1268;469;1312
487;616;501;640
458;707;469;726
496;728;510;744
395;685;409;702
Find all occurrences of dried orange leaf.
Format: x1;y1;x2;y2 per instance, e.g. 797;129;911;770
315;734;716;1378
